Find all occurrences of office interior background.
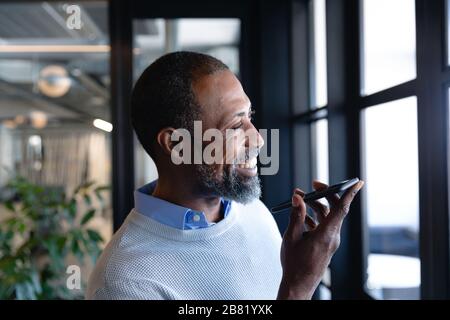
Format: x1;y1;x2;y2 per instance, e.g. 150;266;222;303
0;0;448;300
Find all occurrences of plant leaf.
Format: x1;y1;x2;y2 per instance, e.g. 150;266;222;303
71;236;80;256
86;229;103;243
94;185;110;192
80;209;95;226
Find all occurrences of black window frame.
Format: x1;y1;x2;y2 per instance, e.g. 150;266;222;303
291;0;450;299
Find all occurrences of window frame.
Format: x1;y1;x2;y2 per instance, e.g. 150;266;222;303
415;0;450;299
291;0;450;299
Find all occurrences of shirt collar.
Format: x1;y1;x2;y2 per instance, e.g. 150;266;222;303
134;180;232;230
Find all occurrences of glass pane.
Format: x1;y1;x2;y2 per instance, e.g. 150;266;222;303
309;0;327;108
361;0;416;95
133;18;241;188
0;1;112;299
311;119;329;184
361;97;420;299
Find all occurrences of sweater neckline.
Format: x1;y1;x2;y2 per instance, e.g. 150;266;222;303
127;203;240;242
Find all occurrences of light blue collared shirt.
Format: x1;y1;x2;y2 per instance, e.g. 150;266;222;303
134;180;232;230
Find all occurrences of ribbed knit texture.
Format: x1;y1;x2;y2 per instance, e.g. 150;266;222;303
86;198;283;300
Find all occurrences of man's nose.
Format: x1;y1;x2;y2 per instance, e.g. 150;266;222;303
256;130;265;150
246;125;265;150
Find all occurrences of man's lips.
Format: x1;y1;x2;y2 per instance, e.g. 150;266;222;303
234;157;258;177
236;157;257;169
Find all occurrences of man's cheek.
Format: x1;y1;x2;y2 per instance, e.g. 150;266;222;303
224;131;245;165
213;163;227;178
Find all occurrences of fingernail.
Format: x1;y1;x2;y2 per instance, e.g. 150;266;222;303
292;194;300;207
294;188;305;197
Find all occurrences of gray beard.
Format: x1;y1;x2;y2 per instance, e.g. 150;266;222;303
194;164;261;204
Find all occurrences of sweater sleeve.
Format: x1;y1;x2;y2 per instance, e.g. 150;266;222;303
89;279;180;300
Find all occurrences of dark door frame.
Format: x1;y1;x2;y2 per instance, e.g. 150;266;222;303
109;0;294;236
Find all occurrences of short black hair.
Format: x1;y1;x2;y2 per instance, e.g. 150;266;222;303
131;51;229;160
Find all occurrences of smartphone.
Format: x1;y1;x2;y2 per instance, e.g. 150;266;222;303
270;178;360;213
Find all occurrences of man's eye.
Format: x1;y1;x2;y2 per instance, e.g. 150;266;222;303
232;123;243;130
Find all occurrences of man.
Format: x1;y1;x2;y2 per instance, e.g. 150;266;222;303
86;51;364;300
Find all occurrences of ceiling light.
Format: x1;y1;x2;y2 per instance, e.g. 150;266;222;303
93;119;112;132
38;65;71;98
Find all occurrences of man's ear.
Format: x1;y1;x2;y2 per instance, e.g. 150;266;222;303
156;127;176;156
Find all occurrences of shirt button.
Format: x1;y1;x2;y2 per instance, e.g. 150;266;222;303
193;214;201;222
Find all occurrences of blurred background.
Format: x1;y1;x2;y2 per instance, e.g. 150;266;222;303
0;0;448;300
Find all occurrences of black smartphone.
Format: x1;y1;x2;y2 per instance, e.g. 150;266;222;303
270;178;360;213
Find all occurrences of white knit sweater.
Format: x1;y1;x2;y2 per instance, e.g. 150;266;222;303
86;199;283;300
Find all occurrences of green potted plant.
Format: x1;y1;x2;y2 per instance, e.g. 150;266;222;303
0;177;109;299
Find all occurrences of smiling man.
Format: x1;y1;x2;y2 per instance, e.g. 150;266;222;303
86;51;364;300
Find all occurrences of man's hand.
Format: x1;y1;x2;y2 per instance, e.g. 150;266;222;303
277;179;364;300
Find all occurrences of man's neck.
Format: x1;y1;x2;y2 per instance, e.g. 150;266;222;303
151;179;224;223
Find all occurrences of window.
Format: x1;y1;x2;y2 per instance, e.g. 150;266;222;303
132;18;241;188
292;0;449;300
309;0;327;108
361;96;420;299
0;1;112;299
311;119;329;184
361;0;416;95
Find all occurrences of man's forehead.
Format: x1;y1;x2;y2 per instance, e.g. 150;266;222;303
193;70;251;122
218;83;251;111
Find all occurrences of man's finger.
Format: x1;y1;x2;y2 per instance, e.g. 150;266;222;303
312;180;328;191
306;200;329;224
339;180;364;216
312;180;340;208
284;190;307;241
329;180;365;224
294;188;305;197
295;189;317;229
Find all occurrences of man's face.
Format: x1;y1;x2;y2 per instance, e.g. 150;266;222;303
191;70;265;204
